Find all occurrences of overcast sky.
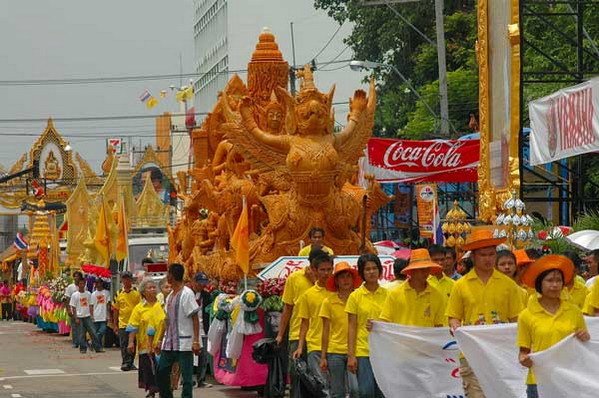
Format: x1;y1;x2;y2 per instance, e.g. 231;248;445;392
0;1;365;173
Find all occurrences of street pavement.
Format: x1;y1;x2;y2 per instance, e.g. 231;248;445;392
0;321;262;398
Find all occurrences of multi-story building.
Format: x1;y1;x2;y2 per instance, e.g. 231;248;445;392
192;0;367;116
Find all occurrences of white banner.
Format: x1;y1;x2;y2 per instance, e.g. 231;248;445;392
529;77;599;165
371;318;599;397
369;322;464;398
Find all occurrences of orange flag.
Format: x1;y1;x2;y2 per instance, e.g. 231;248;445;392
94;198;110;267
116;196;128;262
231;197;250;275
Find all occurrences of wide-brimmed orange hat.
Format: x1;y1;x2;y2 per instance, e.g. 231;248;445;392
401;248;443;275
462;228;506;251
521;254;575;289
514;249;534;268
326;261;362;292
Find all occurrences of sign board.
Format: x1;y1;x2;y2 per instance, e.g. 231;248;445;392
415;184;437;239
257;255;397;282
529;77;599;165
107;138;126;155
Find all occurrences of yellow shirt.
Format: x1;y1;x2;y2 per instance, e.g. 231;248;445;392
563;278;588;309
517;296;586;384
281;268;314;341
345;284;388;357
379;281;446;327
113;289;142;329
297;245;334;256
319;294;349;355
127;300;166;354
297;283;334;353
427;274;455;299
446;269;523;325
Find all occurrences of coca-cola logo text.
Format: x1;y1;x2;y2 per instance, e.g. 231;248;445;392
382;141;465;169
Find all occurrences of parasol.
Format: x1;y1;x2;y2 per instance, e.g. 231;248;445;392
565;230;599;251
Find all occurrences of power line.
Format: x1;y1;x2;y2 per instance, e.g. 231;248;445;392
309;22;346;63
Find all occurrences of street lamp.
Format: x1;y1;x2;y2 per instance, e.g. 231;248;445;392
349;59;440;125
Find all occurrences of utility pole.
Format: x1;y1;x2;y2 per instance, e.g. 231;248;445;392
434;0;449;136
290;22;297;95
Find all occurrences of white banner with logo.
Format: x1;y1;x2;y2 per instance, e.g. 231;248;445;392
529;77;599;165
370;318;599;398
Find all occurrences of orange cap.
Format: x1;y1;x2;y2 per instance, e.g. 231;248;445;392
521;254;575;289
514;249;534;267
462;228;506;251
401;249;443;275
325;261;362;292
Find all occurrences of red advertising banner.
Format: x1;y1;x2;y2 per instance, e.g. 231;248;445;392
367;138;480;183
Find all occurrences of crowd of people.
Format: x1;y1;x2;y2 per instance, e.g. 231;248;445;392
274;228;599;398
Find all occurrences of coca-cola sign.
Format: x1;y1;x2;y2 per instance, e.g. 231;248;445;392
367;138;480;183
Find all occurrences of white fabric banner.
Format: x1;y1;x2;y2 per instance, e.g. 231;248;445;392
369;322;464;398
529;77;599;165
371;318;599;397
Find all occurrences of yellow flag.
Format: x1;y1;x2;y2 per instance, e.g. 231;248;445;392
231;197;250;275
146;96;159;109
116;196;128;262
94;199;110;266
175;85;194;102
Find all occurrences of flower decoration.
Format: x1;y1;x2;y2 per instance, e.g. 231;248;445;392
256;278;285;298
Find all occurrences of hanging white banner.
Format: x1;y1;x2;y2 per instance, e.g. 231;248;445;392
369;322;464;398
529;77;599;165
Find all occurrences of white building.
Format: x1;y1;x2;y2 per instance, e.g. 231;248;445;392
192;0;368;121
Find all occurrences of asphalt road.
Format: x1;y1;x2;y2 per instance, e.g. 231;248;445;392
0;321;262;398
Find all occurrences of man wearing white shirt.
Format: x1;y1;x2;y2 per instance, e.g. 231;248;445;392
65;271;83;348
585;250;599;287
156;263;201;398
69;278;104;354
90;278;109;349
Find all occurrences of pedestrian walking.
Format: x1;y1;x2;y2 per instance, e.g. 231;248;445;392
113;271;141;371
0;280;12;320
69;278;104;354
446;229;523;398
65;271;83;348
346;253;388;398
191;272;213;388
518;254;589;398
155;263;201;398
91;278;109;347
127;278;166;398
319;261;361;398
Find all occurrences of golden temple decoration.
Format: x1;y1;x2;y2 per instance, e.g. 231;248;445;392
101;146;116;176
133;146;173;182
169;30;390;279
43;151;61;180
75;152;103;186
442;201;472;249
65;178;92;266
476;0;521;222
134;174;168;228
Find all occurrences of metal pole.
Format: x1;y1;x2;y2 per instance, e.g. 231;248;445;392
290;22;297;95
434;0;449;136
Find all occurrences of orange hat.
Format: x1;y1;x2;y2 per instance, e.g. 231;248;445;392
514;249;534;268
401;248;443;275
521;254;575;289
462;228;506;251
326;261;362;292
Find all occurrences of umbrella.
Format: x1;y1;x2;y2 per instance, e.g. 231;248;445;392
392;248;411;259
565;230;599;251
374;240;399;255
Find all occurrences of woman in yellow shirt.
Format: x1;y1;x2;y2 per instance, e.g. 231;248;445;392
320;262;362;398
517;255;590;398
497;250;529;306
346;253;388;398
127;278;166;398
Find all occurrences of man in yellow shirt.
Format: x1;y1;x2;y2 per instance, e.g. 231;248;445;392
275;249;318;397
380;248;446;326
427;244;456;299
292;251;334;389
297;227;334;256
112;271;142;371
446;229;523;398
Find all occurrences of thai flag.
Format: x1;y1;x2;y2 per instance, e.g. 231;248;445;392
139;89;152;103
13;232;28;250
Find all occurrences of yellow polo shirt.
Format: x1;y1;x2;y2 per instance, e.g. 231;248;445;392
298;245;334;256
319;294;349;355
281;268;314;341
427;274;455;299
517;296;586;384
446;269;523;325
113;289;142;329
379;281;446;327
345;284;388;357
297;283;334;353
127;300;166;354
563;278;588;309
